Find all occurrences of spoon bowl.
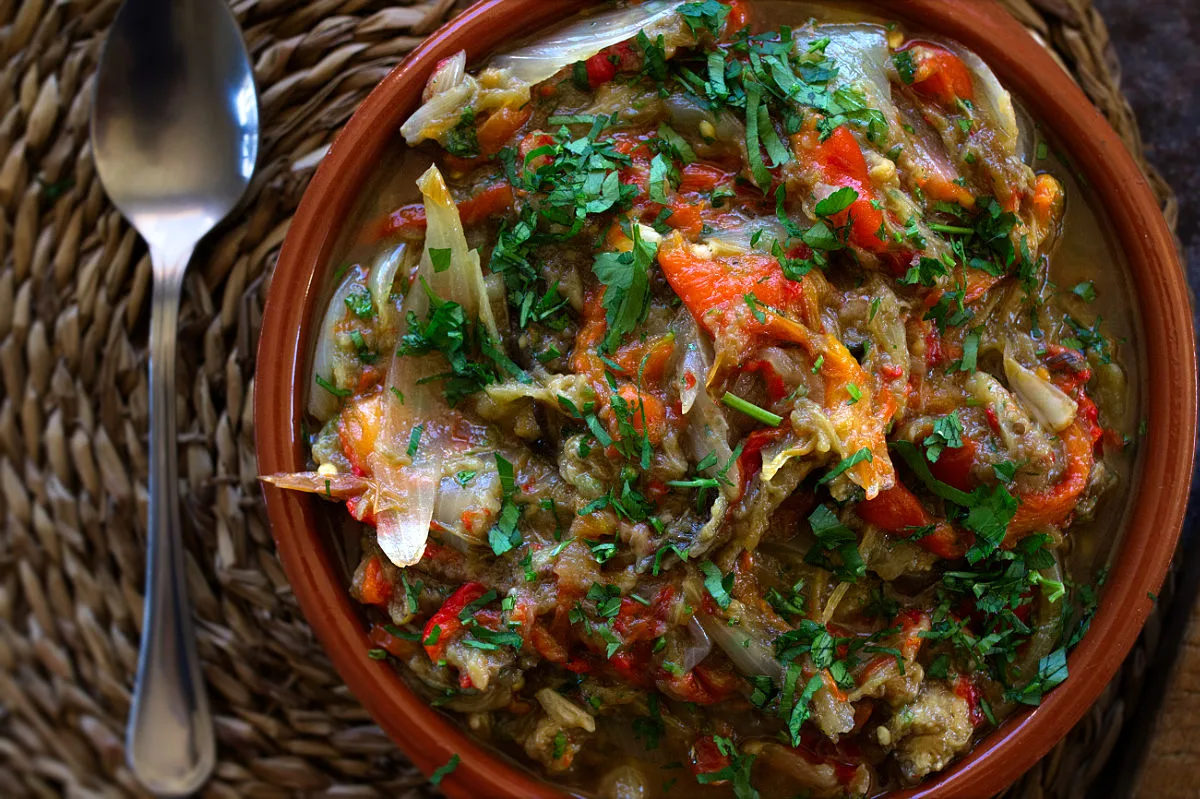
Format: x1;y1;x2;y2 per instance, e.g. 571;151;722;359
91;0;259;794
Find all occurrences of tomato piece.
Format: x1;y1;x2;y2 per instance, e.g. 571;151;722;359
793;126;888;253
477;106;532;156
658;668;731;704
928;435;977;492
679;163;734;193
584;51;618;86
689;735;732;780
613;585;675;644
893;609;931;660
899;41;975;106
359;556;392;606
609;648;654;688
722;0;752;38
954;675;986;727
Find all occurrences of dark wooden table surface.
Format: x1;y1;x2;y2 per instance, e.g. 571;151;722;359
1091;1;1200;796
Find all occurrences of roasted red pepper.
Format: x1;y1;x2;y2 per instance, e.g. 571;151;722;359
856;482;968;559
359;556;392;607
423;582;489;662
364;182;514;243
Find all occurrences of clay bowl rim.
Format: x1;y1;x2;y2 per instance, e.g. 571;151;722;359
253;1;1196;796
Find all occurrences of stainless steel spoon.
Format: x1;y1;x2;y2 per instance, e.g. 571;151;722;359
91;0;258;793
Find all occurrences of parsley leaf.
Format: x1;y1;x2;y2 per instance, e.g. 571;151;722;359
814;186;859;216
344;284;375;319
804;504;865;581
445;106;479;158
486;454;523;556
700;560;734;609
924;411;964;463
593;225;657;352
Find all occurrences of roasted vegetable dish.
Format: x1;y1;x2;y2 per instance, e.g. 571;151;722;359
264;1;1139;796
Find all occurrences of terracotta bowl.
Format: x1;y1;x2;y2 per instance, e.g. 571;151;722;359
254;1;1197;796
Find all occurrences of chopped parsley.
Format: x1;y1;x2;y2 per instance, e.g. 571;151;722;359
593;224;657;352
924;411;964;463
428;753;461;786
700;560;734;609
486;454;522;556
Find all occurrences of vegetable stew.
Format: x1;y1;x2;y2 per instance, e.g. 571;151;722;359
263;2;1142;796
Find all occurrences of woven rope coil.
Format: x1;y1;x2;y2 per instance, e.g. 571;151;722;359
0;0;1178;797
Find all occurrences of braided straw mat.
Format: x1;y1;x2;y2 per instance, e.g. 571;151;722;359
0;0;1182;796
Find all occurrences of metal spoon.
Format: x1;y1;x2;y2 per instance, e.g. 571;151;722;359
91;0;258;793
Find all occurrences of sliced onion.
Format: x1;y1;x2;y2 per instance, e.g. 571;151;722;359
260;471;367;497
309;265;367;423
375;165;495;567
491;0;686;86
697;610;781;678
368;241;412;335
424;50;466;102
681;617;714;672
536;687;597;732
672;311;739;496
958;49;1020;155
1004;355;1078;433
684;574;781;678
401;55;530;146
415;165;502;340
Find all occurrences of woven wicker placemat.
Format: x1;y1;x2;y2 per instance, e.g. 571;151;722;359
0;0;1180;796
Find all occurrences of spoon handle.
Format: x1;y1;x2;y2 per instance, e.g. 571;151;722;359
127;251;215;797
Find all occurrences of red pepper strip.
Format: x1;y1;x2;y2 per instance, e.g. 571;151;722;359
792;126;889;254
1004;421;1094;543
368;623;419;659
745;359;789;403
359;556;392;606
928;435;977;492
423;582;488;662
657;232;821;340
362;182;515;244
898;41;976;106
856;482;968;559
920;172;975;210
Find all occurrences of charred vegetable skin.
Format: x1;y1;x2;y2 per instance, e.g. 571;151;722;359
265;2;1130;797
